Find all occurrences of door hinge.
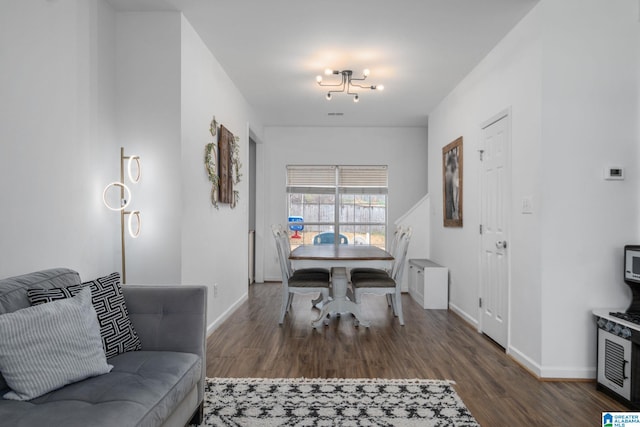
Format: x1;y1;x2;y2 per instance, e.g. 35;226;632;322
479;224;483;235
479;297;482;308
479;150;484;161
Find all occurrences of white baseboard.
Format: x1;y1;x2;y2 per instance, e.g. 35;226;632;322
206;292;248;337
507;346;596;380
448;302;478;329
508;345;596;379
448;304;596;380
538;364;596;380
506;345;542;377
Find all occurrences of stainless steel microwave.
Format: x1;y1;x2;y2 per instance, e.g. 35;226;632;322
625;245;640;284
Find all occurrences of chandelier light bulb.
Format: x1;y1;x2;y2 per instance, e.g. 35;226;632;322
353;94;359;103
324;68;333;76
376;85;385;91
326;93;332;100
316;75;323;83
363;69;370;77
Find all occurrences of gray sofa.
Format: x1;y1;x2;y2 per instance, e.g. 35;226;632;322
0;268;207;427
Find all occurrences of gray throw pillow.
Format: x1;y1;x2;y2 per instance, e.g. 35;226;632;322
0;287;112;400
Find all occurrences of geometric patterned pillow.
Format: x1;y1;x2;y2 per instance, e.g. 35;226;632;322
27;272;142;359
27;283;84;305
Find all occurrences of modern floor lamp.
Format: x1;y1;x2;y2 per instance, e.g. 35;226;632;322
102;147;141;284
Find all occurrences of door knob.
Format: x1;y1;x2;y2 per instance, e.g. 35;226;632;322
496;241;507;249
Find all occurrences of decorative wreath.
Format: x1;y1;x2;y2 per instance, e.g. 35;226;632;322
205;142;219;209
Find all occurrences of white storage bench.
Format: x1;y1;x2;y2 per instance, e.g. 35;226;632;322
408;259;448;309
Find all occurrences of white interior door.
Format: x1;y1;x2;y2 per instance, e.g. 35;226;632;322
480;113;509;348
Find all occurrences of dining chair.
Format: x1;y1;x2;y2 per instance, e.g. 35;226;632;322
312;232;348;245
349;227;412;326
350;225;404;277
350;225;406;308
273;223;331;310
272;224;330;276
271;225;331;325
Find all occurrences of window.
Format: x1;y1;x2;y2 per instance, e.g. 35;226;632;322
286;165;388;248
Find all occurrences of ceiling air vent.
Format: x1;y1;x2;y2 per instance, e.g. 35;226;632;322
328;112;344;116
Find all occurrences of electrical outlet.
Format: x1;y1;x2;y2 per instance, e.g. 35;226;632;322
213;283;219;298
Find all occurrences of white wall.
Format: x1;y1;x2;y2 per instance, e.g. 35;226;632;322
430;0;544;370
112;9;264;328
538;0;639;378
428;0;639;378
115;11;183;284
261;126;428;281
180;16;263;330
0;0;119;280
0;0;266;331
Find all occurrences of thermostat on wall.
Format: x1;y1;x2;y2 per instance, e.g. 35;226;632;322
604;166;624;180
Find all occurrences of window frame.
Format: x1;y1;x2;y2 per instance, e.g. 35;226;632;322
286;165;388;247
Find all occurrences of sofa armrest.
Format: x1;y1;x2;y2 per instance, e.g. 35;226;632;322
122;285;207;355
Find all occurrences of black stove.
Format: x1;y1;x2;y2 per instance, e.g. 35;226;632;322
610;312;640;325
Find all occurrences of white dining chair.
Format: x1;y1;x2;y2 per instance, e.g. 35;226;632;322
350;225;407;308
273;224;331;309
349;227;412;326
273;224;330;277
271;225;330;325
349;225;404;277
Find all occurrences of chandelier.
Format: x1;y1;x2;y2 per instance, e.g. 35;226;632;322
316;68;384;102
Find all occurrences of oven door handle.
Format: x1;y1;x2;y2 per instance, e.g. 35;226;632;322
624;359;629;380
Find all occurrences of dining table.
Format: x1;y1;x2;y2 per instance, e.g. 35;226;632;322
289;244;394;327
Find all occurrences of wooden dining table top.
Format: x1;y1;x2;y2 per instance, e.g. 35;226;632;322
289;245;393;261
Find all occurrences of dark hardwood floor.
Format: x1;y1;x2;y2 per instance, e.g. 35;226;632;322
206;283;625;426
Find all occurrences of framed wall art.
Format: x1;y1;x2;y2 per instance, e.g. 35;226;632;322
218;124;234;204
442;136;463;227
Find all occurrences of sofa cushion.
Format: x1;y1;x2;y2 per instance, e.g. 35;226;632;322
0;287;112;401
27;272;142;359
0;350;201;427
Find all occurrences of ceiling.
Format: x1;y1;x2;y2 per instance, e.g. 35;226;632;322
106;0;539;127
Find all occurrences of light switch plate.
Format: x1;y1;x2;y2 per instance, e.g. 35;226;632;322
521;196;533;214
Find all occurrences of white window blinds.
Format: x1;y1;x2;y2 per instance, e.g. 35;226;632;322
287;165;387;194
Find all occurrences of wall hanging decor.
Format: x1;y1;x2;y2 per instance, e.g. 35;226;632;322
230;133;242;208
205;116;241;209
442;136;463;227
205;116;219;209
218;124;233;204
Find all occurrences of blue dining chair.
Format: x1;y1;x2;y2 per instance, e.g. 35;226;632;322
312;232;348;245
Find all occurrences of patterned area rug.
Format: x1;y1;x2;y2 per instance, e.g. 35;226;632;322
202;377;480;426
